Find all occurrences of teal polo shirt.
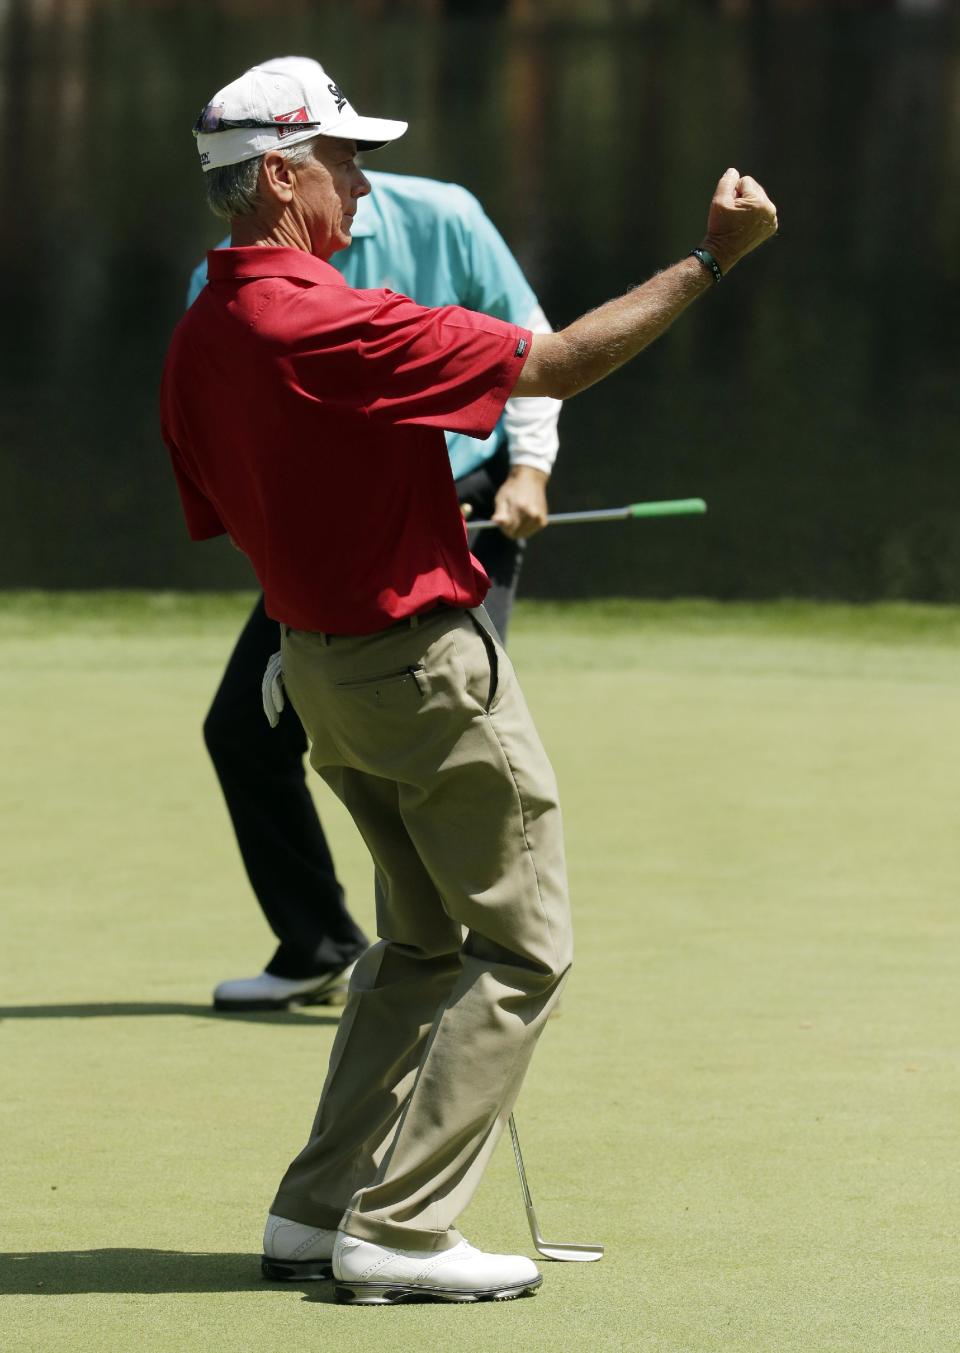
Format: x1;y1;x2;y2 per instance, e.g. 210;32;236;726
186;171;538;481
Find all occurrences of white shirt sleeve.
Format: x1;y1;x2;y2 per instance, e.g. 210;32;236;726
502;304;561;476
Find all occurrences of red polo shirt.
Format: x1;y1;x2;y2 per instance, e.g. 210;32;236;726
160;247;531;632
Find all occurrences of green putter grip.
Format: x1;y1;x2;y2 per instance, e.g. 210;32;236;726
628;498;707;518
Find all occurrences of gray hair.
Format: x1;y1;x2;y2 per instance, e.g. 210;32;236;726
205;137;320;221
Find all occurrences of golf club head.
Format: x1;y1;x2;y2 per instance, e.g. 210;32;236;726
529;1207;604;1263
535;1240;605;1263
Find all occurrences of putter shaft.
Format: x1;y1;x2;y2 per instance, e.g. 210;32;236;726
469;497;706;530
508;1114;604;1263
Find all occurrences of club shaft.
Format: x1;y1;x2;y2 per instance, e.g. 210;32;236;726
509;1113;605;1260
469;497;706;530
508;1113;535;1210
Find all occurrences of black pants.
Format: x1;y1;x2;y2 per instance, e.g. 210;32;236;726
203;452;524;978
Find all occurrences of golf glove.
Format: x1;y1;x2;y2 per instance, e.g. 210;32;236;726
262;650;285;729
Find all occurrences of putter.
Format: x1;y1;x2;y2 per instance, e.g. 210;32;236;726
508;1114;604;1263
470;497;707;530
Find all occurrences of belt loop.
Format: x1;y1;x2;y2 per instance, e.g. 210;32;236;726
321;631;332;647
409;613;421;629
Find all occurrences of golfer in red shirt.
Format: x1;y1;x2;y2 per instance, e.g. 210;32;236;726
162;55;777;1306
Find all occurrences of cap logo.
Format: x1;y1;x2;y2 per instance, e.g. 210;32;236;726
327;81;347;113
274;106;310;138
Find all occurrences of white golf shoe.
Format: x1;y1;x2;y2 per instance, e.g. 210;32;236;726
332;1231;542;1304
212;962;355;1011
260;1213;337;1281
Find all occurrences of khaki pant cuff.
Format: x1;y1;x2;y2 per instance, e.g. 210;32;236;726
270;1194;345;1232
341;1210;463;1252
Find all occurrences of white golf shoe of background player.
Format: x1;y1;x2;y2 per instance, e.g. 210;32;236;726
212;961;355;1011
261;1213;337;1280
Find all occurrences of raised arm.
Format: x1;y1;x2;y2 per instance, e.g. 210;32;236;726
513;168;778;400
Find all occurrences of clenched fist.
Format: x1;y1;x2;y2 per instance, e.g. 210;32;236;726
701;168;778;275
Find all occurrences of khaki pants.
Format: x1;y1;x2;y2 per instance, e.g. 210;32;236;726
270;606;572;1251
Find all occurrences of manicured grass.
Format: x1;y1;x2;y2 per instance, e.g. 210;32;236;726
2;594;959;1351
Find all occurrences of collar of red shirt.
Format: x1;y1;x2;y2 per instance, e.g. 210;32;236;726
205;246;347;287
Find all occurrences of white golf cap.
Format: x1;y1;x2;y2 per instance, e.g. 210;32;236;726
194;55;407;172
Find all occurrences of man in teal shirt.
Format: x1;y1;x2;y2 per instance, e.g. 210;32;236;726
193;168;562;1012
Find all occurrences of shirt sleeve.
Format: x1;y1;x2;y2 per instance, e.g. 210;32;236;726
287;289;532;441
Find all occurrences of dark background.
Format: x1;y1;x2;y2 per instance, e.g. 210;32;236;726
2;0;957;600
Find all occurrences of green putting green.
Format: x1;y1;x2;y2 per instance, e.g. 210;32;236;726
2;595;959;1352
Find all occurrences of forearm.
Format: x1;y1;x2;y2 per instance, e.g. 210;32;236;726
515;166;779;401
515;255;711;400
